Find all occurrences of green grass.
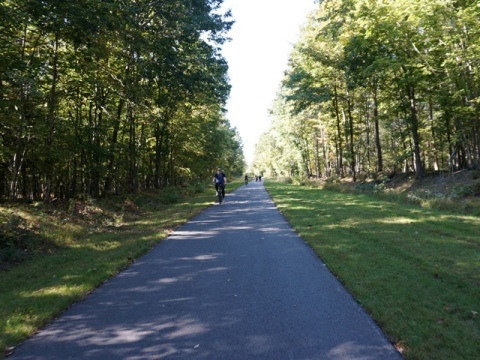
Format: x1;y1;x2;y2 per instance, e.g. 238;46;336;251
265;179;480;360
0;179;243;359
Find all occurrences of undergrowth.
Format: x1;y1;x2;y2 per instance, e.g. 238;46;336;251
0;182;211;270
305;170;480;216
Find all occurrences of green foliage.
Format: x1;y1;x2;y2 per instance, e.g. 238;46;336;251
291;175;308;186
0;212;57;268
254;0;480;182
186;182;207;195
0;0;243;201
450;182;480;198
158;187;183;205
0;215;30;264
354;181;383;194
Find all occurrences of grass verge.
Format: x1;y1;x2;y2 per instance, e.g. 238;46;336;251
265;179;479;360
0;180;243;359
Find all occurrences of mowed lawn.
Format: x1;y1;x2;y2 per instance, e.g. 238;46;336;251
265;180;479;360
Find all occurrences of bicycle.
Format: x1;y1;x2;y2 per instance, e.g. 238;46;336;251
245;177;248;186
212;168;226;205
217;184;225;205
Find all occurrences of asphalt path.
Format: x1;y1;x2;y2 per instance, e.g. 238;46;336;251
9;181;403;360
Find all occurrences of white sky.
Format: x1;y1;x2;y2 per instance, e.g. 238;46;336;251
219;0;317;164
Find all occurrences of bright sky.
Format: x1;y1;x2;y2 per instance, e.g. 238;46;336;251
220;0;317;165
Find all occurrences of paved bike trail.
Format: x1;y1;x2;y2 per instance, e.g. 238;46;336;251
9;181;402;360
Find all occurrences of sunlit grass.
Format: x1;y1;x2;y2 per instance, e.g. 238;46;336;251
0;179;244;358
265;180;480;360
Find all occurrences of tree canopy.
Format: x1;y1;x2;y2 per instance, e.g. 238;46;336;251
0;0;245;200
253;0;480;181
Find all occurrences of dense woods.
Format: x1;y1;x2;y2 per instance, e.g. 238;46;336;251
0;0;245;201
253;0;480;181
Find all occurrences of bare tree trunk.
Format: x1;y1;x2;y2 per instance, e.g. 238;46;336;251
321;127;329;177
105;98;124;194
346;96;356;182
10;24;31;199
333;83;343;177
154;112;172;189
314;131;320;178
9;136;30;199
404;76;424;177
373;87;383;173
429;97;439;170
44;33;59;202
128;104;137;193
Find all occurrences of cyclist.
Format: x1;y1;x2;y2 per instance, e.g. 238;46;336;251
212;167;227;200
244;174;249;185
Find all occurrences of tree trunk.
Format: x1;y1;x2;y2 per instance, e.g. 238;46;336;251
373;87;383;173
429;97;439;171
333;83;344;177
128;104;137;193
154;116;170;189
10;24;30;199
346;96;356;182
406;82;424;177
314;131;320;178
104;98;124;194
44;33;59;202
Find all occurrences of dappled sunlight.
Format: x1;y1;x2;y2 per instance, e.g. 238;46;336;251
259;226;291;233
322;223;346;230
169;230;220;240
188;219;219;225
182;254;220;261
375;217;421;225
286;205;315;211
155;277;194;285
22;284;82;299
165;318;210;340
132;219;158;226
244;335;276;354
423;213;480;226
90;327;155;345
158;297;195;305
327;341;397;359
224;206;277;214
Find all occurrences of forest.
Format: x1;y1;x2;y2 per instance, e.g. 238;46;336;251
0;0;245;201
252;0;480;182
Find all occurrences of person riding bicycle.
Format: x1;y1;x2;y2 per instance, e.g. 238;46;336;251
244;174;249;185
212;168;227;199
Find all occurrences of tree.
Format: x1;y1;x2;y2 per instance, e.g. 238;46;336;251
254;0;480;180
0;0;241;200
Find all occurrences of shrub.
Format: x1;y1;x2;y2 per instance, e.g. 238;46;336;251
186;182;205;196
450;182;480;198
325;174;341;184
0;213;55;267
278;177;293;184
291;175;307;186
354;182;376;193
159;187;182;204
